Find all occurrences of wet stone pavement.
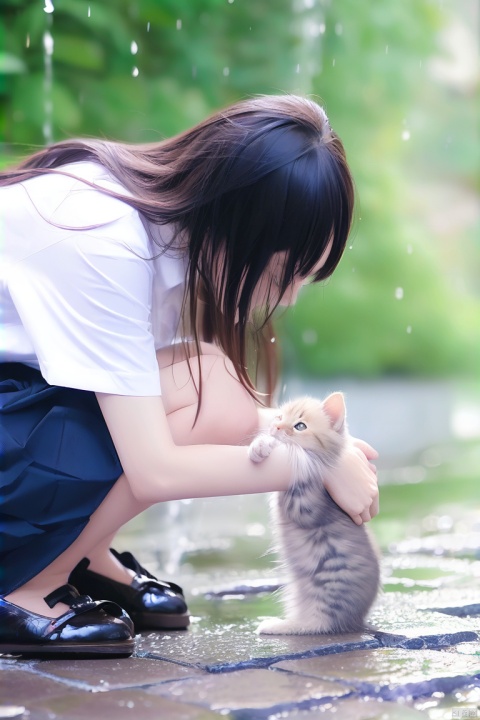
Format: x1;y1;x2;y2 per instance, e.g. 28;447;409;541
1;432;480;720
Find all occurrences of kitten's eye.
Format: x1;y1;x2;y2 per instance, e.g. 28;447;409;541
293;422;307;431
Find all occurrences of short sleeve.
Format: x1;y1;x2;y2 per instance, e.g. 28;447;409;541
7;211;162;396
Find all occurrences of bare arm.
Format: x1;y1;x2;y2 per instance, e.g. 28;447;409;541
96;393;291;504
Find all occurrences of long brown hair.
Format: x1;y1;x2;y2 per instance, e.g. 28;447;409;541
1;95;354;404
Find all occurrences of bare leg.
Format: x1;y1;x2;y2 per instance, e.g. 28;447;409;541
5;344;259;617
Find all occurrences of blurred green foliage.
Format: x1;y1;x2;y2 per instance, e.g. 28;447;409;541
1;0;478;378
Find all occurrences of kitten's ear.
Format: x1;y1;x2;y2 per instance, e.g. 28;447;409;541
323;392;346;432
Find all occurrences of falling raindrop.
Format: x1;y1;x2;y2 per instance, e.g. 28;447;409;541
25;34;30;48
43;31;54;55
395;287;404;300
43;0;54;13
295;63;301;73
132;66;139;77
335;23;343;35
146;21;151;32
222;66;230;76
385;45;389;54
176;19;182;30
407;244;413;254
402;130;411;141
406;326;412;334
42;28;54;144
87;5;91;17
130;41;138;55
192;65;197;78
319;22;326;33
332;58;336;67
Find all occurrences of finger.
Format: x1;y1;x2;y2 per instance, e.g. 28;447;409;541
368;461;378;475
351;513;363;526
369;495;380;518
351;438;379;460
360;508;372;523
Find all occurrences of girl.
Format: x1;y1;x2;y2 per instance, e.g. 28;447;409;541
0;95;379;658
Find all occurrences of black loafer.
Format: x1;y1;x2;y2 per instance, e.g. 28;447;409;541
0;584;135;658
69;549;190;631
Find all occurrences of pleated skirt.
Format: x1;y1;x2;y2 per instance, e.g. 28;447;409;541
0;363;122;595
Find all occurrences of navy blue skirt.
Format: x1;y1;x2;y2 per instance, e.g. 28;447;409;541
0;363;122;595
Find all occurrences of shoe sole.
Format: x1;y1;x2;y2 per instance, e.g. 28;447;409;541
132;611;190;631
0;639;135;659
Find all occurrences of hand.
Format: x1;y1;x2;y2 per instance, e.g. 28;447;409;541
323;439;379;526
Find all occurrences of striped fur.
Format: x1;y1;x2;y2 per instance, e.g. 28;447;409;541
249;394;380;635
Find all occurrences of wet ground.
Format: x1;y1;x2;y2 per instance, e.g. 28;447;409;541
1;380;479;719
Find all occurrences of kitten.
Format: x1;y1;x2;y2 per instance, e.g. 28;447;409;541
248;393;380;635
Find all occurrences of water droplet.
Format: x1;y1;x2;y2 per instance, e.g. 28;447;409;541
126;701;135;709
87;5;91;17
406;325;412;334
25;34;30;48
176;19;182;30
332;58;336;67
335;23;343;35
295;63;301;73
395;287;404;300
132;66;139;77
43;0;54;13
43;31;54;55
131;41;138;55
302;329;317;345
147;22;151;32
348;244;353;250
402;130;410;141
222;66;230;76
270;337;276;343
385;45;389;54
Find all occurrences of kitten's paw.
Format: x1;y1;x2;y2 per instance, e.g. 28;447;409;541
256;617;321;635
248;434;279;463
256;617;291;635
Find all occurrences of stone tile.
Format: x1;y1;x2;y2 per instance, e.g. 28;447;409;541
26;656;203;691
369;592;480;638
274;698;428;719
272;647;480;694
0;663;80;720
445;642;480;656
146;667;351;713
34;689;224;720
135;618;378;671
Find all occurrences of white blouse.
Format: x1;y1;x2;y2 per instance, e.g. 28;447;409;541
0;161;188;395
